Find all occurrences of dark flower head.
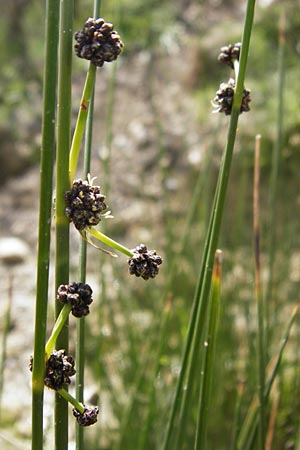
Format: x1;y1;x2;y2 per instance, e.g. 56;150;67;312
44;350;76;390
218;43;241;68
128;244;163;280
57;282;93;318
212;78;251;116
75;17;124;67
73;406;99;426
65;179;107;231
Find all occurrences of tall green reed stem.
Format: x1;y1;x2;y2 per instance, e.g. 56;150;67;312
31;2;59;449
253;134;266;450
55;1;73;449
193;250;222;450
75;88;95;450
162;2;256;448
75;3;101;449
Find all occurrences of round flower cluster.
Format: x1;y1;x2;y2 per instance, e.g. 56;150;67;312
128;244;163;280
57;282;93;318
65;179;107;231
73;406;100;427
44;350;76;390
218;43;241;68
213;78;251;116
74;17;124;67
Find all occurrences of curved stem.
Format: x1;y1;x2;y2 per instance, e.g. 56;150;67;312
32;2;59;449
69;63;97;183
87;227;134;257
45;304;72;357
58;388;85;413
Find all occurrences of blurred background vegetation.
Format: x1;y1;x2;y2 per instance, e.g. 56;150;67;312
1;0;300;449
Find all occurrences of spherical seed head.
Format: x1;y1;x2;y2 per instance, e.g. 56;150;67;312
57;282;93;318
74;17;124;67
44;350;76;390
65;179;107;231
212;78;251;115
218;42;241;68
73;406;99;426
128;244;163;280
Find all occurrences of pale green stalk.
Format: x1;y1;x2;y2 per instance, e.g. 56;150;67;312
69;63;97;183
58;388;85;413
87;227;133;256
45;304;72;357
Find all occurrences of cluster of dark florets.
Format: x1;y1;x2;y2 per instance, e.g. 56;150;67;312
218;42;241;68
73;406;100;427
213;78;251;116
128;244;163;280
57;282;93;318
74;17;124;67
213;43;251;116
44;350;76;391
65;179;107;231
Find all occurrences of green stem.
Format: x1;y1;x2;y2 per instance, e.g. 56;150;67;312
69;63;97;183
75;4;101;448
55;1;73;449
32;1;59;449
75;92;95;450
58;388;85;413
162;2;256;448
87;227;134;257
254;135;266;450
45;304;72;357
194;251;221;450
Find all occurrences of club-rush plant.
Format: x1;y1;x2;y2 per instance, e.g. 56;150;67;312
31;11;163;450
162;2;256;449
